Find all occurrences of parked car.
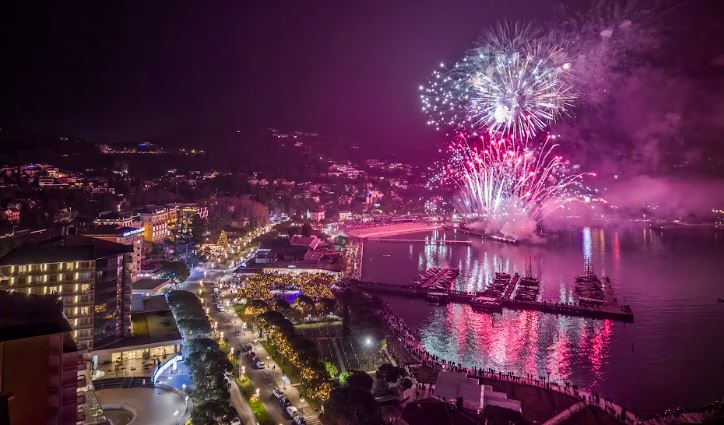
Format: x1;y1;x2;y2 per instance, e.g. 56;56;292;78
255;360;265;369
271;389;284;400
293;417;307;425
278;396;290;407
286;406;299;418
231;418;241;425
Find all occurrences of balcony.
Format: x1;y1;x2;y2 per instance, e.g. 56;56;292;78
62;393;77;406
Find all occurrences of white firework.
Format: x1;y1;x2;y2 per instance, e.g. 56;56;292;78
421;23;576;140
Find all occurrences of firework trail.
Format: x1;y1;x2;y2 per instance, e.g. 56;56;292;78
435;133;594;239
420;23;576;140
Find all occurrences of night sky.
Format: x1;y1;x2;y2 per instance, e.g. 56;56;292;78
1;1;723;160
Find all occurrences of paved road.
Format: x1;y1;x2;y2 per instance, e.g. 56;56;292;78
180;258;320;425
210;289;322;425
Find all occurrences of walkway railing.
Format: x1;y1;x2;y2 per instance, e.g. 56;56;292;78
372;297;641;424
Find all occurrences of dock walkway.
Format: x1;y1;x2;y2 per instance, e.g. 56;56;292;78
350;278;633;322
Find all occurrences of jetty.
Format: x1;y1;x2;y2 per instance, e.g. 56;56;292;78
350;268;634;322
444;225;519;245
367;238;472;245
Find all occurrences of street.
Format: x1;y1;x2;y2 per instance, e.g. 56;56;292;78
181;261;321;425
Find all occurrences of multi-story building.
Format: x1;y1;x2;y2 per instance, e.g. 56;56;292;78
94;211;140;228
0;236;133;351
79;225;144;284
139;206;176;243
169;203;208;240
0;291;92;425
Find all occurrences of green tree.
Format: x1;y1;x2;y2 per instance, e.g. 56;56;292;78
346;370;373;392
301;222;313;237
191;214;208;244
191;399;234;425
159;261;190;284
325;361;340;380
323;385;384;425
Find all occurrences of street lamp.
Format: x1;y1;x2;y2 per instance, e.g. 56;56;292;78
364;337;373;369
282;374;288;390
300;397;305;413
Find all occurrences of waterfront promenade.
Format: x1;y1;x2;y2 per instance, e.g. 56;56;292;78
371;295;640;424
346;222;442;239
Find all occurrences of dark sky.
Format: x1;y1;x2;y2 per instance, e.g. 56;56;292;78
1;1;722;158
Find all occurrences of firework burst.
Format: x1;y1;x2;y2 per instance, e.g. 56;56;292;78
421;24;576;140
434;133;594;239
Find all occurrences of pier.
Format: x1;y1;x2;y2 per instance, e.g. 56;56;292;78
349;272;634;322
445;225;520;245
366;238;472;245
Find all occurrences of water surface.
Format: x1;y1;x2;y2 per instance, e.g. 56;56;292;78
361;227;724;413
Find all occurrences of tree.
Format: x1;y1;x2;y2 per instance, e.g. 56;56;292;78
159;261;190;284
191;214;208;244
323;385;384;425
346;370;373;392
244;299;271;316
325;361;340;380
292;295;315;316
217;230;229;247
191;399;235;425
301;222;313;237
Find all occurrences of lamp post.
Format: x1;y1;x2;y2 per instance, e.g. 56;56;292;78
364;337;373;369
282;374;288;390
300;397;305;414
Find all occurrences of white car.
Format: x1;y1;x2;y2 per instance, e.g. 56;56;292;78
286;406;299;418
293;416;307;425
255;360;265;369
230;418;241;425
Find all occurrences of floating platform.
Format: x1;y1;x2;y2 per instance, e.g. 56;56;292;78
351;274;634;323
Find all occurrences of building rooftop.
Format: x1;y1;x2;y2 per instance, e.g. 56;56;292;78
139;295;170;313
402;397;484;425
133;278;171;291
79;225;143;237
0;292;76;351
0;235;132;265
98;309;181;350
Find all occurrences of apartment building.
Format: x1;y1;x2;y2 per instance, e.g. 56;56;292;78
0;237;133;351
0;292;90;425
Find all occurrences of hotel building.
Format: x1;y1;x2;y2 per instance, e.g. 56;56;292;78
0;236;133;351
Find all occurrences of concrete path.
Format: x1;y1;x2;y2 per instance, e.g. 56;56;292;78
542;401;587;425
227;376;256;425
332;338;348;373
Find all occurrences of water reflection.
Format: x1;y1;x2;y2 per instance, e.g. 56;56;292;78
361;227;724;412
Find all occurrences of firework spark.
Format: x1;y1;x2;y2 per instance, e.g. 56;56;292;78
421;24;575;140
434;133;594;239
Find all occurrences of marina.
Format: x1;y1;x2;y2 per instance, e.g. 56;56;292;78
360;226;724;412
351;265;634;322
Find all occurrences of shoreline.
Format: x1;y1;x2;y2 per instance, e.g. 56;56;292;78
351;287;639;424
